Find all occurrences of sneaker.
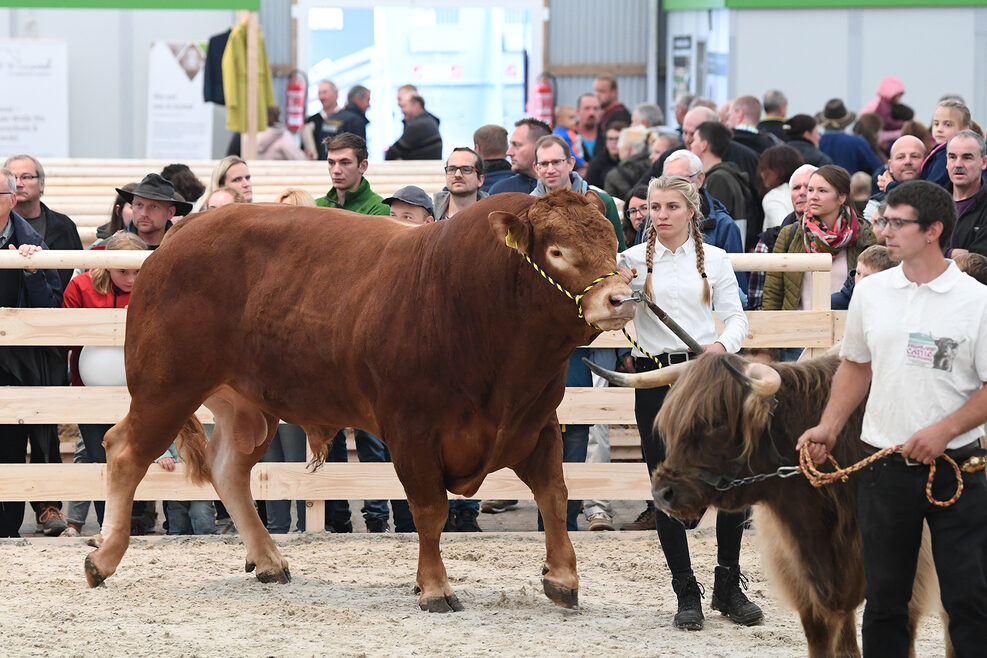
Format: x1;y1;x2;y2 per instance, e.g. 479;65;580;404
671;575;705;631
711;565;763;626
588;512;614;531
365;518;389;533
331;519;353;534
480;499;518;514
453;508;482;532
63;525;82;538
620;502;656;531
38;505;67;537
216;518;238;535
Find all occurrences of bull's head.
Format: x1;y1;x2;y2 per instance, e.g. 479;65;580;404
587;353;782;519
488;190;635;331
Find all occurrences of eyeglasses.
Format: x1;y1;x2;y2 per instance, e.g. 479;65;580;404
14;174;39;182
874;216;923;230
0;191;13;195
444;165;476;175
535;158;569;170
627;205;648;217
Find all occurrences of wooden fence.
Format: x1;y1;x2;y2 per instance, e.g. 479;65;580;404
0;247;842;532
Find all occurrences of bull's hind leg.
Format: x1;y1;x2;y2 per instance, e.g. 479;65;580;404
207;397;289;584
85;409;192;587
396;459;463;613
512;422;579;609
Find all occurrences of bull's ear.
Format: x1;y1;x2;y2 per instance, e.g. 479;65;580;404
584;190;606;214
489;211;532;254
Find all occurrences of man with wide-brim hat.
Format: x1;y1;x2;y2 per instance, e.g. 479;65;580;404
815;98;857;131
115;173;193;248
816;99;883;176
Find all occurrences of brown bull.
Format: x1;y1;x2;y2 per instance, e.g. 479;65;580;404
84;190;635;612
592;353;947;657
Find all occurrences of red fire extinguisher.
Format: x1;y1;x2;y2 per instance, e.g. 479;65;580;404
285;70;308;133
531;74;555;128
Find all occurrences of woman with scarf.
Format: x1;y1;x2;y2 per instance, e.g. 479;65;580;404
762;164;875;314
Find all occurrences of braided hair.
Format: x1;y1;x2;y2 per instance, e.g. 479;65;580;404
643;175;710;306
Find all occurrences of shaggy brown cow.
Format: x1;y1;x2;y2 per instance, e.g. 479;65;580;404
589;353;947;657
84;190;635;612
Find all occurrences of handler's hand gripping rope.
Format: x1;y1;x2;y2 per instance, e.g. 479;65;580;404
797;444;965;507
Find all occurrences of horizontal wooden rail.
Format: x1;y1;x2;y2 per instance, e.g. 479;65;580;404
0;308;845;349
0;462;652;501
0;386;636;425
0;249;833;273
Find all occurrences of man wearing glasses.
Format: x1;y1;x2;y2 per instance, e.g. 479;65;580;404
3;155;82;291
799;180;987;656
3;155;81;537
431;147;487;221
0;167;65;538
529;134;625;533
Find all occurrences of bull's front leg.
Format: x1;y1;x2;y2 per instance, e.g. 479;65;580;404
512;422;579;609
398;460;463;612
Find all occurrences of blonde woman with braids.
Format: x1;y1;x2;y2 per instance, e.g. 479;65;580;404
616;175;756;631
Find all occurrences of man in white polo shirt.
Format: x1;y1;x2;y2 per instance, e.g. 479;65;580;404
799;180;987;656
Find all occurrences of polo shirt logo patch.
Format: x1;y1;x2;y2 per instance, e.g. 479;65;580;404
906;331;962;372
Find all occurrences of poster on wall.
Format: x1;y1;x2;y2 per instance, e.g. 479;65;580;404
0;40;69;158
146;41;212;160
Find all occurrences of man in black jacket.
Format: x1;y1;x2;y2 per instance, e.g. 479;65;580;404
4;155;82;292
0;167;66;537
328;85;371;141
385;93;442;160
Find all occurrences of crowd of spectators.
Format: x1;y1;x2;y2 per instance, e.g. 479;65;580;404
1;74;984;539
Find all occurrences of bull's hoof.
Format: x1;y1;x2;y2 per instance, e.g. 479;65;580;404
86;535;103;549
255;566;291;584
245;560;255;573
542;578;579;610
419;593;464;613
84;553;107;588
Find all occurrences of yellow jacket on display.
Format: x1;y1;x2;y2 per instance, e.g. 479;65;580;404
221;23;276;133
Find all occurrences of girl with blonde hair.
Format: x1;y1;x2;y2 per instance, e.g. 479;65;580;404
617;175;755;631
62;231;148;536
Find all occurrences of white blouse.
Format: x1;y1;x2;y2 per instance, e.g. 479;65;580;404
618;236;749;356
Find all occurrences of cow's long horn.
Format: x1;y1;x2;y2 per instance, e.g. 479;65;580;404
724;359;781;397
582;357;691;388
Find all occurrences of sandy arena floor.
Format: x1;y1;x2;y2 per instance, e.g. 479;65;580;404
1;504;947;658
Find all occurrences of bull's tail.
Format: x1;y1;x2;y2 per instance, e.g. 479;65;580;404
304;425;340;472
174;416;211;485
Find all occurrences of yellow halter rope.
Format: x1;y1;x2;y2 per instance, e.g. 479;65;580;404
504;230;619;327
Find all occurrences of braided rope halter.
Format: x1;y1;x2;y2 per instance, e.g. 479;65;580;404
504;230;620;329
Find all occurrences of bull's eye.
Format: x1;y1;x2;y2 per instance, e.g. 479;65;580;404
550;249;563;258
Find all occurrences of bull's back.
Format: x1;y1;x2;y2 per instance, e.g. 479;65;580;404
125;205;419;415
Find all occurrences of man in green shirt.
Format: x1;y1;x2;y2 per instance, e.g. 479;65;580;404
315;133;390;215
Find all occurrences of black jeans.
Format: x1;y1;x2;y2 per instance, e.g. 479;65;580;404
858;452;987;657
634;357;746;579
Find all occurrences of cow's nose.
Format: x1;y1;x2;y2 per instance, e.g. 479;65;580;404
653;485;675;508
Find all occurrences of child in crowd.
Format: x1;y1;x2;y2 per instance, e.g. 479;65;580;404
63;232;148;537
552;105;586;170
831;244;896;310
155;445;217;535
923;99;971;187
954;252;987;285
382;185;434;224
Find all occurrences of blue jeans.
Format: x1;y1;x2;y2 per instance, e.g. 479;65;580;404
858;453;987;656
329;429;415;532
537;424;589;532
165;500;217;535
449;499;479;514
259;424;308;533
